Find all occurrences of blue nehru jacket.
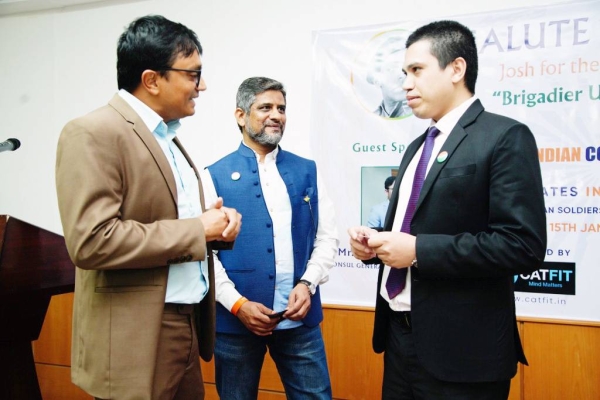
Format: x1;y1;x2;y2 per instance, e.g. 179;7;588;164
207;143;323;335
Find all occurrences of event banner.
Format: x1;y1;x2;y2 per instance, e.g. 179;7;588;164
310;0;599;322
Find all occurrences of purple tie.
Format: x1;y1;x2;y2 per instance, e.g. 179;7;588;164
386;126;440;299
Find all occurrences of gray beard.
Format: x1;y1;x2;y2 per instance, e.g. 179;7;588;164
246;124;283;147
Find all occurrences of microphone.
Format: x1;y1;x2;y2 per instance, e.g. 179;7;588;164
0;138;21;153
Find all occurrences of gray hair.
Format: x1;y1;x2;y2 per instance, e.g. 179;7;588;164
236;77;286;114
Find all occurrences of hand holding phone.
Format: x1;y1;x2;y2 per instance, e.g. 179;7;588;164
267;310;286;320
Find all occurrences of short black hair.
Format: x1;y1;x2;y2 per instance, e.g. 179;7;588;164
117;15;202;92
385;176;396;190
406;20;478;94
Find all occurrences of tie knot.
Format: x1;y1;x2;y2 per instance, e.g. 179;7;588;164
428;126;440;137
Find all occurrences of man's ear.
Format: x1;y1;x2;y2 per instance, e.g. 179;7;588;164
140;69;160;95
450;57;467;84
234;108;246;129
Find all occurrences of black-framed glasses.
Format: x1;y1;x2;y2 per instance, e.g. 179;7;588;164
161;68;202;87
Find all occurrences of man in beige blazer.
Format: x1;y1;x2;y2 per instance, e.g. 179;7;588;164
55;15;241;400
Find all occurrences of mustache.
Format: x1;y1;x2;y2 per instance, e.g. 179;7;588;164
264;121;283;129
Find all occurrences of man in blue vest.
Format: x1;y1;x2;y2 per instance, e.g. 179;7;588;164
201;77;339;399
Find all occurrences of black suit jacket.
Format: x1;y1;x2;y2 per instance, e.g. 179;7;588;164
373;100;547;382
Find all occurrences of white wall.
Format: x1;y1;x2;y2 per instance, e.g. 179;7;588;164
0;0;568;233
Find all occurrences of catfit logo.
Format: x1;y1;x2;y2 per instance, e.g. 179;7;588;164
513;262;576;295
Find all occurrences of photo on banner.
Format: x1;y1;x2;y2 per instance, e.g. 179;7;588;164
361;166;397;228
352;30;413;120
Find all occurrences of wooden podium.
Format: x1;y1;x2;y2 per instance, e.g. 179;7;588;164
0;215;75;399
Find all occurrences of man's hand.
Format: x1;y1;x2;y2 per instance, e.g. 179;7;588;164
235;301;280;336
347;226;378;260
200;197;242;242
368;232;416;268
283;283;312;321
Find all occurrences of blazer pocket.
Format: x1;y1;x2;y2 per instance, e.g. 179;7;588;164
438;164;476;179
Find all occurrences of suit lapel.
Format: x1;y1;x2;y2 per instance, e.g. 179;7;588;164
416;100;484;210
417;127;467;205
174;138;205;212
108;94;179;209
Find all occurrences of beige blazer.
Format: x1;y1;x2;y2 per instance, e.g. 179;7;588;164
56;94;215;399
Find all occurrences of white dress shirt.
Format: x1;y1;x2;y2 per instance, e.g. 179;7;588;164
201;144;339;328
382;96;478;311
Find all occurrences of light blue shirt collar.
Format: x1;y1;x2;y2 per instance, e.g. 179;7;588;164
118;89;181;139
155;120;182;142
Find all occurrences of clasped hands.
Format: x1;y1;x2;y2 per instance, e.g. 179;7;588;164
347;226;416;268
235;283;312;336
200;197;242;242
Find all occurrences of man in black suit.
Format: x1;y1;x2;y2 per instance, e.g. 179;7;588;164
348;20;546;400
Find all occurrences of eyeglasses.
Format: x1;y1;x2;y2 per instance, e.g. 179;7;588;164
161;68;202;87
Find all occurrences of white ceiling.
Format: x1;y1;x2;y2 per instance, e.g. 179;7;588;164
0;0;119;16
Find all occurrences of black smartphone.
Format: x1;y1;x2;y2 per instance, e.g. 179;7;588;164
212;240;235;250
268;310;286;319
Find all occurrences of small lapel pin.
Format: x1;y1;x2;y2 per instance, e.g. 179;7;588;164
436;151;448;163
231;172;241;181
304;196;310;203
